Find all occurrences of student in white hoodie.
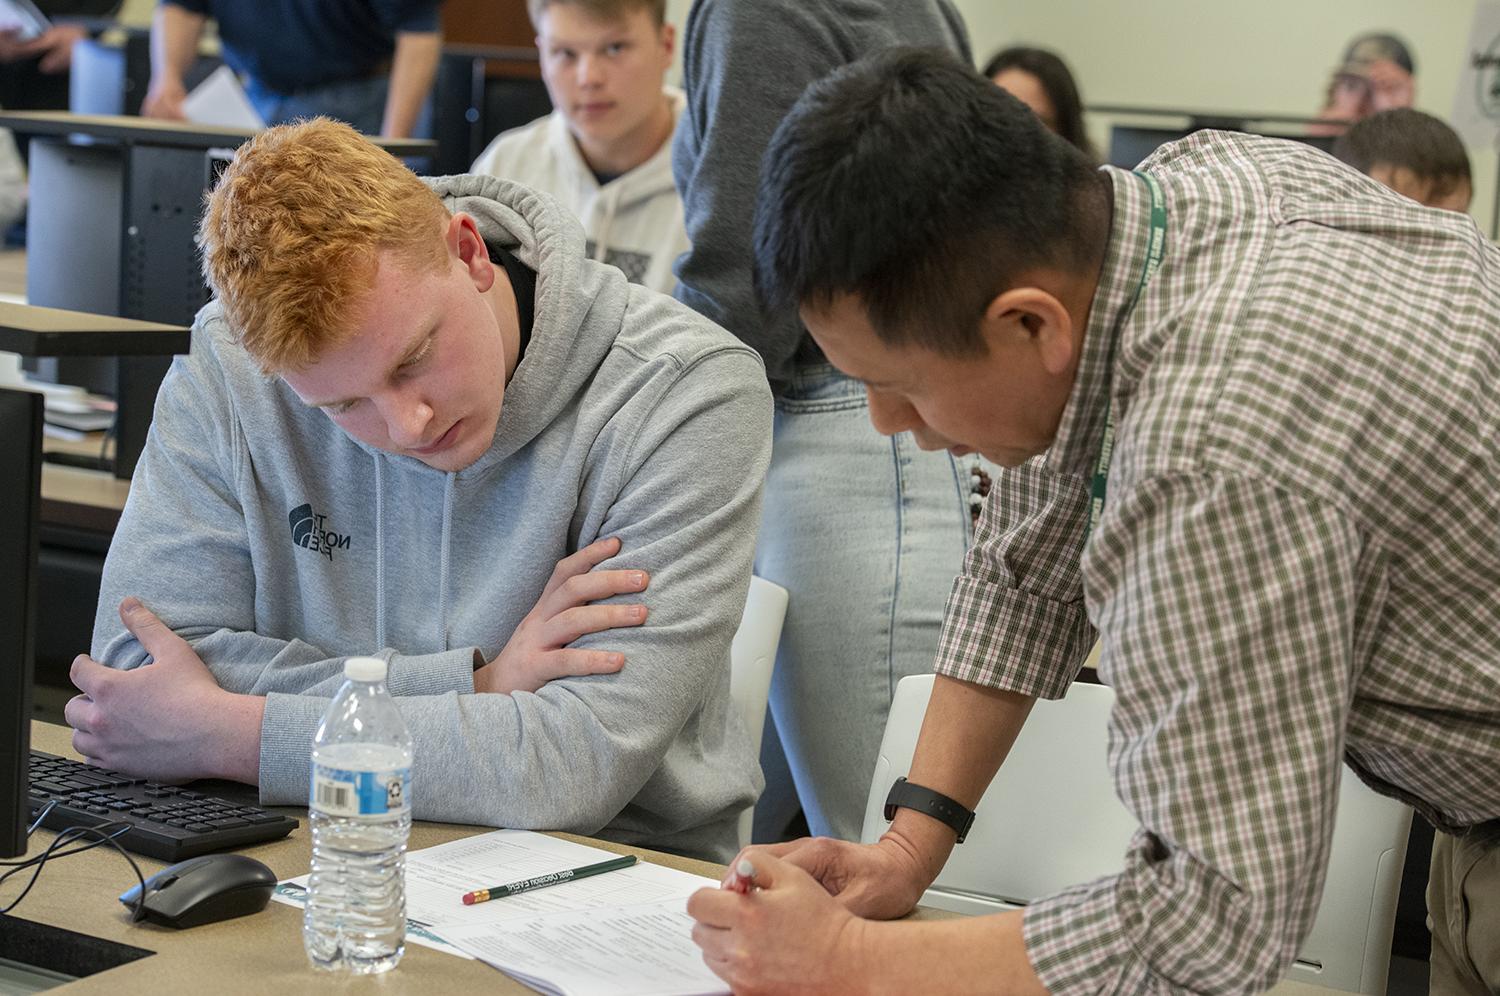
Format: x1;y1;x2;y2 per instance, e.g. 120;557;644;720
471;0;685;296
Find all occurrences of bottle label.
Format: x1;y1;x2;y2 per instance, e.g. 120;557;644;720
310;764;411;818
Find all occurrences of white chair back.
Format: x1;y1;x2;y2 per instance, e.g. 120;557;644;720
861;674;1410;995
729;577;788;849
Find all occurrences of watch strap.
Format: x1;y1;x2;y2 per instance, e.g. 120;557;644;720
882;776;976;844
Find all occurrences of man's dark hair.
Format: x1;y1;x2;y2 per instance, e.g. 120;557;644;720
982;46;1095;162
754;47;1102;358
1333;108;1470;199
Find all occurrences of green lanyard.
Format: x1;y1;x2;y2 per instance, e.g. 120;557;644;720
1086;171;1167;541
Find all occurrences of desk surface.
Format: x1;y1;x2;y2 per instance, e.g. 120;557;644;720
17;723;1348;996
41;457;130;527
0;302;190;357
0;256;128;522
0;111;436;158
33;421;128;527
0;248;23;301
19;721;735;994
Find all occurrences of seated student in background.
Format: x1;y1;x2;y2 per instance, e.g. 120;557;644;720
983;45;1094;160
142;0;441;138
687;49;1500;993
67;119;772;862
1312;31;1415;135
1333;107;1472;212
471;0;685;295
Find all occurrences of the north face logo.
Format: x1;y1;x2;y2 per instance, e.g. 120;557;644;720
289;503;351;562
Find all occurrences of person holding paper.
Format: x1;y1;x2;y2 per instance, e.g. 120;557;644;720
67;118;772;863
141;0;440;138
687;49;1500;993
0;0;121;111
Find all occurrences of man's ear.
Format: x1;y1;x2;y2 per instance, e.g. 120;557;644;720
660;22;676;60
448;212;496;292
981;286;1076;376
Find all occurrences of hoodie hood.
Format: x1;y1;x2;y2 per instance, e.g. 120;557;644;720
357;175;638;649
422;173;635;473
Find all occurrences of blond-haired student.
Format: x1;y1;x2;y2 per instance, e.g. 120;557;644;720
472;0;685;295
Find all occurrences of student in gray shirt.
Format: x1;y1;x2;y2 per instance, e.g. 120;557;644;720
68;118;772;862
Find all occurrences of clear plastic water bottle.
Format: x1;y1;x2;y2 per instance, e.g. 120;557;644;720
303;656;414;974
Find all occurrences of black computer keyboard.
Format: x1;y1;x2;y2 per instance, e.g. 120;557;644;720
27;751;298;863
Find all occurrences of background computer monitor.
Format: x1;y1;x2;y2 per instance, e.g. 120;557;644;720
0;387;42;858
429;45;552;176
1107;122;1336;170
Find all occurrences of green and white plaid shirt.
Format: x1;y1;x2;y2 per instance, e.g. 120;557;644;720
934;131;1500;993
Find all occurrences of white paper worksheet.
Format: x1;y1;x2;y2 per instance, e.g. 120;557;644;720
401;831;716;927
275;829;731;994
441;901;729;996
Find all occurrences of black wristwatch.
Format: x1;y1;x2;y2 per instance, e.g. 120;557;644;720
883;776;976;844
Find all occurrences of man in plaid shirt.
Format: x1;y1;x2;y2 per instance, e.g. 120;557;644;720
687;48;1500;995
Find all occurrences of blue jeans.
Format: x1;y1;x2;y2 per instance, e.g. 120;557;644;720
753;363;981;842
245;74;430;137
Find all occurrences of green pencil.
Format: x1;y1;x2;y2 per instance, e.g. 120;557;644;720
461;854;638;905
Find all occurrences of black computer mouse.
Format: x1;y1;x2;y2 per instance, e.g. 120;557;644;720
118;853;277;929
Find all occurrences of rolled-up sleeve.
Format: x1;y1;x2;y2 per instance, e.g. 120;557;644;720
934;455;1094;699
1024;471;1360;994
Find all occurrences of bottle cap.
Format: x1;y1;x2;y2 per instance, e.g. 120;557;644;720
344;656;388;682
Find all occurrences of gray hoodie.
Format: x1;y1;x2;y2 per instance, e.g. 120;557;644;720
672;0;970;393
93;174;773;861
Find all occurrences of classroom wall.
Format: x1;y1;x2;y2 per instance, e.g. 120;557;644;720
663;0;1493;230
119;0;1494;227
960;0;1490;228
115;0;153;28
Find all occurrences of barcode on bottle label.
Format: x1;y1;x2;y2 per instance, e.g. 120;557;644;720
315;781;351;812
310;764;411;818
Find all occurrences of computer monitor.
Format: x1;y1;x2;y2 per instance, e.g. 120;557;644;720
430;45;551;176
0;387;42;858
1107;123;1336;170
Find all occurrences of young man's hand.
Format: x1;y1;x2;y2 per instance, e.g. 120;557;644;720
66;597;263;783
473;536;649;695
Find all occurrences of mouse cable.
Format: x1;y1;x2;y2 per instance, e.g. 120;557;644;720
0;820;148;919
0;822;146;918
26;800;58;835
2;807;122;870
